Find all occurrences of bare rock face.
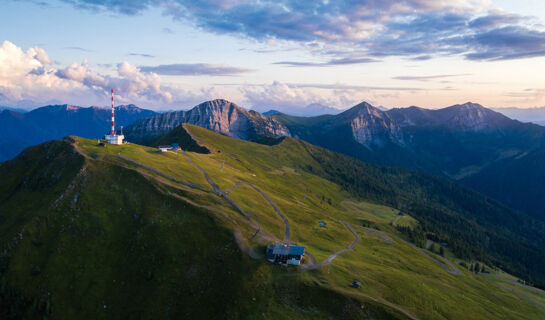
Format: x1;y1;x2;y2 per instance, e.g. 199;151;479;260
125;99;290;142
334;102;403;149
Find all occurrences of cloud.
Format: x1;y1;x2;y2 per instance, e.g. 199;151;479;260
162;27;175;34
60;0;545;61
128;53;155;58
219;82;420;91
459;26;545;60
0;40;204;108
240;81;354;110
392;74;472;81
273;57;379;67
63;46;93;52
140;63;252;76
504;88;545;104
237;81;423;111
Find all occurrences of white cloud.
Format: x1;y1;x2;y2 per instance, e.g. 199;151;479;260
240;81;360;110
0;41;196;108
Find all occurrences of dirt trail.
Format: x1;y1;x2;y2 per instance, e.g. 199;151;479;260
179;150;220;192
224;182;290;243
301;221;359;271
349;219;460;276
353;225;393;243
392;215;402;226
117;153;205;191
388;233;461;275
498;284;545;312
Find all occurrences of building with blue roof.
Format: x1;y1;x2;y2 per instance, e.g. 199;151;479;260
266;244;305;265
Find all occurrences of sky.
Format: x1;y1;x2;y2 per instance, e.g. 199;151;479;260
1;0;545;112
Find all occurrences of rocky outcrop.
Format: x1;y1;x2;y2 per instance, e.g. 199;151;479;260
333;102;403;148
125;99;290;142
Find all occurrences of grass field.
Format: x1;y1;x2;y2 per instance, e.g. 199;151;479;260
1;125;544;319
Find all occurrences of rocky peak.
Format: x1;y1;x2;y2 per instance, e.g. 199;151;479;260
340;101;383;119
337;101;403;148
440;102;512;131
124;99;290;142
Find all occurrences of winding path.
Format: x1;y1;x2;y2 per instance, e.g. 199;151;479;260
343;221;459;276
497;284;545;312
388;233;461;275
179;150;220;192
121;149;458;278
117;153;205;191
353;225;393;243
225;182;290;243
301;221;359;271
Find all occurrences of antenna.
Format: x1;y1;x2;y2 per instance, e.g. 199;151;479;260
110;89;116;135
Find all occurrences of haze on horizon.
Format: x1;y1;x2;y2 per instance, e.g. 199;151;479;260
1;0;545;113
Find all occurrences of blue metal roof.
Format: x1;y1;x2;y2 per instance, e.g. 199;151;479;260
268;244;305;256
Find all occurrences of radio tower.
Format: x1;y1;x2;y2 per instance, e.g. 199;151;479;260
110;89;116;135
104;88;124;145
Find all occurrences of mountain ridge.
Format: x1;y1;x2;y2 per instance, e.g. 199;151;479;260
0;104;156;161
271;100;545;220
124;99;291;142
1;126;545;319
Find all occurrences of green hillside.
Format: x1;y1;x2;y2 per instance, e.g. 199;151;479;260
1;125;545;319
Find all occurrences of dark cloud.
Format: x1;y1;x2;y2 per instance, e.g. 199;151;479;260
60;0;545;61
140;63;252;76
410;55;433;61
469;14;522;29
128;53;155;58
63;46;93;52
393;74;471;82
273;57;379;67
61;0;153;15
461;26;545;60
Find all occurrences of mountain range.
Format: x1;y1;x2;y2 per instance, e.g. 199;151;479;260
124;99;290;142
267;102;545;221
3;98;545;223
0;104;155;161
120;99;545;222
252;102;344;116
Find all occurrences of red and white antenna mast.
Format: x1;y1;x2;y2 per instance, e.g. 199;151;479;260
110;89;116;135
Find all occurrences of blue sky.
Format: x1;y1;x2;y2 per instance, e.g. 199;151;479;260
1;0;545;112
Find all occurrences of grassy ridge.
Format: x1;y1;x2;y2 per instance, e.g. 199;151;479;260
0;126;544;319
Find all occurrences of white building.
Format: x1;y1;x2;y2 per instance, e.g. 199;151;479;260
158;145;173;152
105;134;124;145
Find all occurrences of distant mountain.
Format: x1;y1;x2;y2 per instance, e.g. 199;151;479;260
0;104;155;161
493;106;545;126
124;99;290;142
262;109;281;116
251;102;344;117
0;106;27;113
272;101;545;221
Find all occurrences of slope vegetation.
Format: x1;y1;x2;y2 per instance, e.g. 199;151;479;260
1;125;545;319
